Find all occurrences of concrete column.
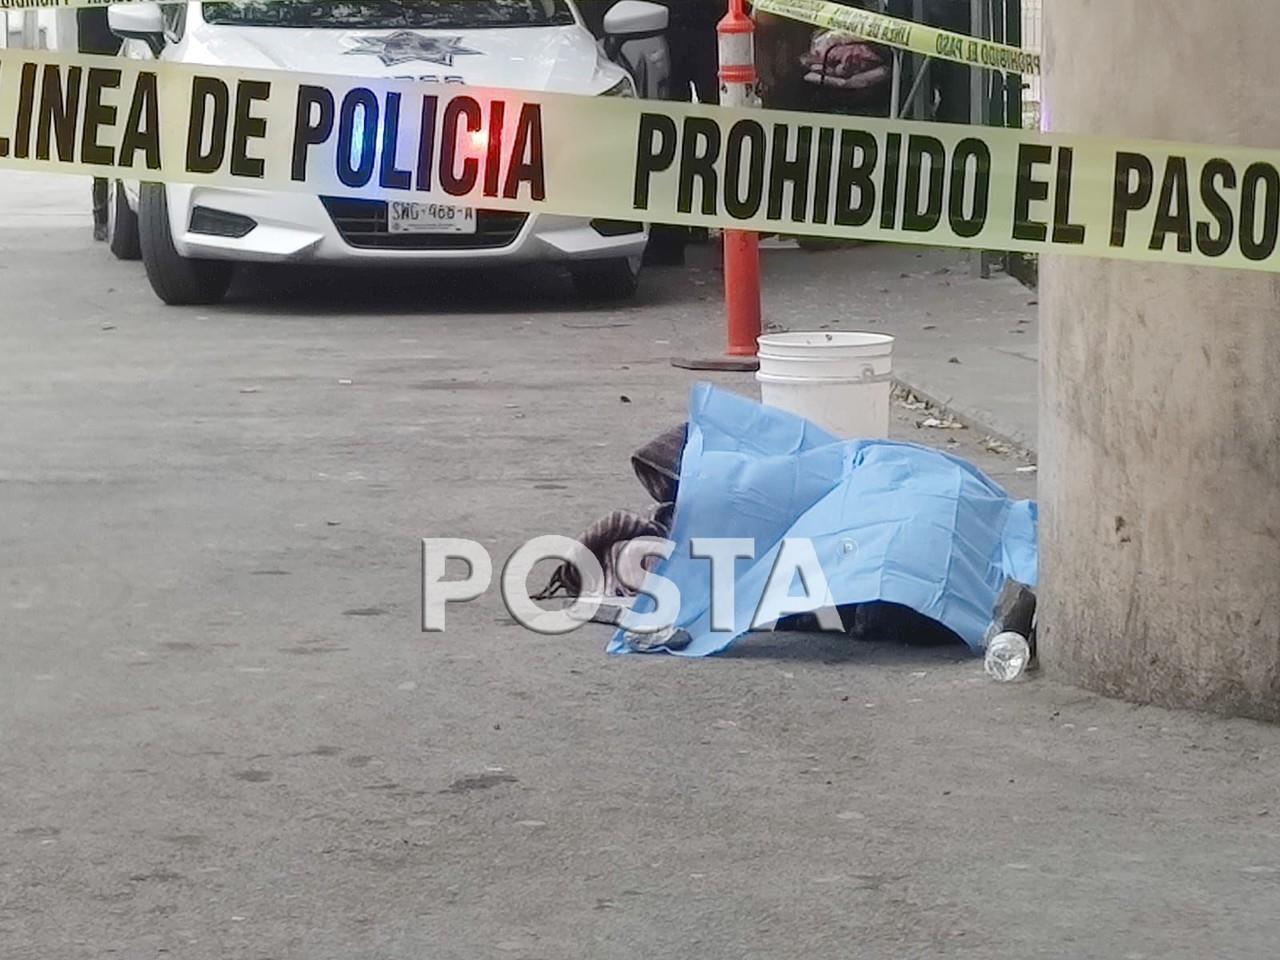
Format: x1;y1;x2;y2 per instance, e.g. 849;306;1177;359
1040;0;1280;721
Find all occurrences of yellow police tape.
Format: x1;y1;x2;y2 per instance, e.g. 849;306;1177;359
752;0;1040;76
3;48;1279;274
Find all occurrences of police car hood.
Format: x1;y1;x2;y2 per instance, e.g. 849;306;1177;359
184;24;621;94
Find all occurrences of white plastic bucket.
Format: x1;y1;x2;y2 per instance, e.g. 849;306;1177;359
756;332;895;439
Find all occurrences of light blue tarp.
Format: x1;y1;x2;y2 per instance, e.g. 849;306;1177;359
609;384;1038;657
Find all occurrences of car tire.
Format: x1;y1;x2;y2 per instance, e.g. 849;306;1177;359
106;180;141;261
570;256;641;302
139;183;234;306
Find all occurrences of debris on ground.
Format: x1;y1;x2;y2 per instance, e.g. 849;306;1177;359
919;416;966;431
896;388;930;412
894;387;968;432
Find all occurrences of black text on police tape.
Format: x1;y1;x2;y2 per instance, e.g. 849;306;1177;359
0;60;548;201
635;113;991;238
184;76;547;199
0;61;161;168
284;83;544;198
631;113;1280;262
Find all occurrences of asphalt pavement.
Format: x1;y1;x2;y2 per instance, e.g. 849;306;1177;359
2;175;1277;960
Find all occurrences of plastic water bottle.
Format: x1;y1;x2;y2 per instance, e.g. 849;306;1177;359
984;631;1031;682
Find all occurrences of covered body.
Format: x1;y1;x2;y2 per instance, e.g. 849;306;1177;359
610;385;1038;656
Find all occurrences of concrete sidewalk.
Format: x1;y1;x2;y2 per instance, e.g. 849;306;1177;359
756;241;1040;454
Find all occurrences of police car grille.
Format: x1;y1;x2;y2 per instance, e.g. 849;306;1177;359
319;198;527;250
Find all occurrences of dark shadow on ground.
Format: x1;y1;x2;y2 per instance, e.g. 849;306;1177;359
216;248;720;317
717;630;973;666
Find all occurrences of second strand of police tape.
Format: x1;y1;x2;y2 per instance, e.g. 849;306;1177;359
751;0;1041;76
0;0;1041;78
2;49;1279;274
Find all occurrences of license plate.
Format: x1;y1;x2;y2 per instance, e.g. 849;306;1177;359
387;201;476;235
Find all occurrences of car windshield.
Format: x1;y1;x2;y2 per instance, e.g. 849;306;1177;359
202;0;576;29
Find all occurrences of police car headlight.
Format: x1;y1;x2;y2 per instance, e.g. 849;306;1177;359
599;77;636;98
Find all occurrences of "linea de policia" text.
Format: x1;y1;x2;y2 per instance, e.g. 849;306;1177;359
0;61;548;201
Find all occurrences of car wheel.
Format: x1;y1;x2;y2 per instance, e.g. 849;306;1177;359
106;180;141;261
570;256;641;302
139;182;233;306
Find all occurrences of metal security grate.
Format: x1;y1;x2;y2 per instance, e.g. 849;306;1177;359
318;198;527;251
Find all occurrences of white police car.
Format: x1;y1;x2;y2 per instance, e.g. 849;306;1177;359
106;0;670;304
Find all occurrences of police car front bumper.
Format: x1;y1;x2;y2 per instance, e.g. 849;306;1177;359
164;185;648;265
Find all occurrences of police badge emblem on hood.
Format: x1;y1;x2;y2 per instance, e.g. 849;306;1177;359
343;31;483;67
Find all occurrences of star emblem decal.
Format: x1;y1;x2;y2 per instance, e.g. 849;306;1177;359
344;32;483;67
